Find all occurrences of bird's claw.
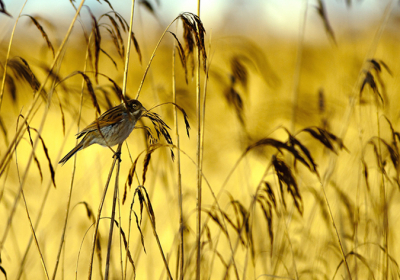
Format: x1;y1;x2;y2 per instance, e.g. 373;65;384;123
113;151;122;162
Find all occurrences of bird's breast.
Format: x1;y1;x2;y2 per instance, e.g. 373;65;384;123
96;118;137;146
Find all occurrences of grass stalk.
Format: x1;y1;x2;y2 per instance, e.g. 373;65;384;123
172;41;184;280
51;36;91;280
289;0;308;133
0;0;86;178
15;120;74;279
0;0;27;113
139;186;173;279
134;14;184;100
318;3;395;280
104;148;122;280
222;162;273;280
376;110;389;279
122;0;136;98
14;147;49;280
20;189;50;279
87;144;122;280
319;173;352;279
195;1;202;279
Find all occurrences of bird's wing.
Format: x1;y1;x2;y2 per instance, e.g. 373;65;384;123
76;104;125;138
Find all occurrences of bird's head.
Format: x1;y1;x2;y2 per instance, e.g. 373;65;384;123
126;99;146;118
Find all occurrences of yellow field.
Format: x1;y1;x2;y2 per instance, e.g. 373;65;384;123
0;1;400;279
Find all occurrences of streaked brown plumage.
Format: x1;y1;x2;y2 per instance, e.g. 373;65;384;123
59;99;146;165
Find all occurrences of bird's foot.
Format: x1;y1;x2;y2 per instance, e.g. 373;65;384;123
113;151;122;162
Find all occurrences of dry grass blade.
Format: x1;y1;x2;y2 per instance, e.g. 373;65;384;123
113;11;126;31
22;15;55;57
369;59;381;72
5;75;16;101
102;14;125;58
331;183;355;229
76;201;94;220
206;209;237;243
168;31;188;83
130;31;142;63
142;112;174;160
32;155;43;183
149;102;191;137
318;88;325;114
11;57;41;91
371;141;386;175
368;136;399;172
100;48;118;69
180;13;207;72
256;196;273;250
103;10;142;62
142;147;153;185
0;264;5;280
95;73;124;101
123;155;142;204
134;212;146;253
272;155;303;214
315;0;336;45
288;134;318;176
230;56;248;91
362;159;371;191
360;71;383;105
18;115;45;185
302;127;347;154
0;116;8;146
170;102;192;137
204;225;213;249
56;96;66;136
133;187;145;224
142;187;156;227
112;219;136;266
332;252;376;280
30;127;56;188
246;138;311;171
126;154;142;189
384;116;399;151
78;71;101;114
377;60;392;76
101;0;114;10
0;0;11;17
58;71;101;114
85;6;101;83
229;200;254;259
139;0;155;14
142;144;174;185
104;26;122;58
224;86;244;126
8;57;42;98
95;233;103;280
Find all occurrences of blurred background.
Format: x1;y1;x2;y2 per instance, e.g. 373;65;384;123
1;0;400;279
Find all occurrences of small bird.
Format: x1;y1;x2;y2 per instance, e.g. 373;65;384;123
59;99;146;165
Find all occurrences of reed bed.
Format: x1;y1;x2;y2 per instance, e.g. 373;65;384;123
0;0;400;279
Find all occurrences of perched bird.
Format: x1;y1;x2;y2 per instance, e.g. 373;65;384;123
59;99;146;165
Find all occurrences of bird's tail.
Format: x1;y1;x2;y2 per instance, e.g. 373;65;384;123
59;141;84;165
